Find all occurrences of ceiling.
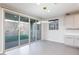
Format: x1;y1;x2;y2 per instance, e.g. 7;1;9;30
0;3;79;20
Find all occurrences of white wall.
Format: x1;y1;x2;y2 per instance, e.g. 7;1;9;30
41;21;48;40
0;7;4;53
42;16;65;44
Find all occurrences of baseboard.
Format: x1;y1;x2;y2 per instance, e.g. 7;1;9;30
43;39;64;45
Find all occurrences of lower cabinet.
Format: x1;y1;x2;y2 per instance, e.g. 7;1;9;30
64;36;74;46
74;37;79;47
64;35;79;48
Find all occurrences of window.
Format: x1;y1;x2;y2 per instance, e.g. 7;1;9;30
49;19;59;30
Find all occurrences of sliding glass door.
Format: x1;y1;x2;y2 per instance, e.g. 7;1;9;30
4;12;19;49
4;11;41;50
4;12;30;49
20;16;29;45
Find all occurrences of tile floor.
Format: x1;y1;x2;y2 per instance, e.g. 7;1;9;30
4;40;79;55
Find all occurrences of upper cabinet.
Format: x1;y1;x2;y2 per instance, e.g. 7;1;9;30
64;15;74;28
74;14;79;28
64;13;79;29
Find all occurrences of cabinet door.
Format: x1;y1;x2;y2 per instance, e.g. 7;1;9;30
64;36;74;46
64;15;74;28
74;14;79;28
74;38;79;47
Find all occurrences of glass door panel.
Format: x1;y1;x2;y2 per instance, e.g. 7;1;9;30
5;12;19;21
20;16;29;45
4;12;19;49
30;19;38;42
32;23;37;41
37;24;41;40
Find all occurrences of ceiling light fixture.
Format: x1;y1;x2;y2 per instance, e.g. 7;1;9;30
42;6;50;12
43;7;47;10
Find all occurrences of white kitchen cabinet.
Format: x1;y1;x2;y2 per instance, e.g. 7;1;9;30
64;13;79;29
64;36;74;46
64;15;74;28
74;37;79;47
74;14;79;28
64;35;79;48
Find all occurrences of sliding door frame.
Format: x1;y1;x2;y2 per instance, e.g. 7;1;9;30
18;16;20;47
2;8;40;53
